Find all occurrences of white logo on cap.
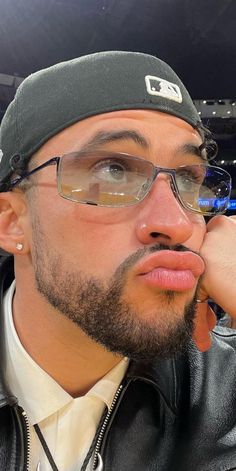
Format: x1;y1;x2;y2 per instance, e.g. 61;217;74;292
145;75;182;103
0;149;3;164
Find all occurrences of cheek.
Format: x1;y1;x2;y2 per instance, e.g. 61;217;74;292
187;214;206;251
32;194;138;279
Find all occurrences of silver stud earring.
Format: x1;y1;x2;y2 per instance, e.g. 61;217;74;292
16;243;23;251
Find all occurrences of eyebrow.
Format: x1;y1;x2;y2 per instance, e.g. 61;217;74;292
79;129;206;162
176;143;208;162
79;130;149;152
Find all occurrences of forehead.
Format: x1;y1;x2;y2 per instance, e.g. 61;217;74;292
34;109;202;161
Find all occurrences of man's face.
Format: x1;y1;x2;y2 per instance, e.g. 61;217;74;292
26;110;206;360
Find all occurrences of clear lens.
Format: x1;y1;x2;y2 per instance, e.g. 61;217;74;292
175;165;231;214
58;152;155;206
58;152;231;215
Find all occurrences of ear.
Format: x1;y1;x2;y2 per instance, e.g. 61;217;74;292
0;191;30;255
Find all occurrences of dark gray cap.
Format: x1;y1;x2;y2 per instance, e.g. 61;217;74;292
0;50;201;190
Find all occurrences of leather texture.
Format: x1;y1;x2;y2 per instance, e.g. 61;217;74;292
102;337;236;470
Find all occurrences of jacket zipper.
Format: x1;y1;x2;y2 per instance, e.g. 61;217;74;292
21;409;31;471
11;405;31;471
92;384;124;470
91;374;176;471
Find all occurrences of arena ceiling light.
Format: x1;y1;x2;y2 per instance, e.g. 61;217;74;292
0;73;24;89
193;99;236;119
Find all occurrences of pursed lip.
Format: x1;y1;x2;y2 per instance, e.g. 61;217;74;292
135;250;205;278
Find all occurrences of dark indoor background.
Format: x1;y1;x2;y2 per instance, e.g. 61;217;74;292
0;0;236;209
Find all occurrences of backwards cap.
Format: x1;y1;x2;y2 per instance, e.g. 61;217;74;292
0;50;201;189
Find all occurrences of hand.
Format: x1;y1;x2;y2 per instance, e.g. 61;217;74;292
192;215;236;352
199;215;236;318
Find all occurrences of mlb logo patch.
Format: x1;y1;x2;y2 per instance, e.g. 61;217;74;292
145;75;182;103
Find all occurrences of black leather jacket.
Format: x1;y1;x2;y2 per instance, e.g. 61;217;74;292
1;255;236;471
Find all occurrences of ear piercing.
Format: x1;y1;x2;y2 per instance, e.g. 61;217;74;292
16;243;23;251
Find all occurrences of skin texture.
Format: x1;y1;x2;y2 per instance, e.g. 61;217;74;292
0;109;225;396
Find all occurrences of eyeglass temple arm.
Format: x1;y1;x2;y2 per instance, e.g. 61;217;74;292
9;157;60;189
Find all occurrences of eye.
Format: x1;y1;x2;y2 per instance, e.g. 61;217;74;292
176;172;193;192
91;159;129;184
176;166;205;191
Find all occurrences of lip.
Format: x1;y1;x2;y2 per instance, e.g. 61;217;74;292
135;250;205;291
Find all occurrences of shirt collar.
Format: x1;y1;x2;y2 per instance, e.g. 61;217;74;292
87;356;129;408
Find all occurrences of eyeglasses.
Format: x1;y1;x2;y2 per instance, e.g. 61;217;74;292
9;150;232;215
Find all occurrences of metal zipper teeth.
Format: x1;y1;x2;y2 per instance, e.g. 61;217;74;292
92;384;123;470
21;410;31;471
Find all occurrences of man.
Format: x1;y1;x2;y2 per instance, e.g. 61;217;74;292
0;50;236;471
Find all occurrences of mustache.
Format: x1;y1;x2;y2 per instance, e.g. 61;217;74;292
113;243;202;281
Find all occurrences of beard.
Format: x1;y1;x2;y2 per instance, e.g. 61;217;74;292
31;222;198;361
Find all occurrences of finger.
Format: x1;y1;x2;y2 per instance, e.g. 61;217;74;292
207;306;217;330
206;215;236;232
192;303;217;352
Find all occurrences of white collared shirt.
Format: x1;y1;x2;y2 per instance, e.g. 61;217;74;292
4;281;129;471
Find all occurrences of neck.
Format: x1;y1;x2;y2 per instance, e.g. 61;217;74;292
12;284;122;397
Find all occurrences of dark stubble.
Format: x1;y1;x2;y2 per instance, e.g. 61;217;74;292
31;222;198;361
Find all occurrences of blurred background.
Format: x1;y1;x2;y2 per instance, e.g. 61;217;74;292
0;0;236;212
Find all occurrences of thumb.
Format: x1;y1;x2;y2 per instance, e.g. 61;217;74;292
192;302;217;352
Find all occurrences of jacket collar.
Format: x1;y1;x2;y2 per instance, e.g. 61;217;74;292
126;354;188;416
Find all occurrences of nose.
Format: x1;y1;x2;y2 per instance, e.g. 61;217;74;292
135;176;194;246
